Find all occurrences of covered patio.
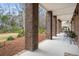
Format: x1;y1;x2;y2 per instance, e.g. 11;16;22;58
15;3;79;56
15;33;79;56
0;3;79;56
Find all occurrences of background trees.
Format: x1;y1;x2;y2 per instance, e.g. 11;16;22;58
0;4;24;33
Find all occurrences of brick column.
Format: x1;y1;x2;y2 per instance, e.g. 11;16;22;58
71;18;75;32
24;3;39;51
59;20;62;33
57;19;62;34
52;16;57;36
46;11;52;39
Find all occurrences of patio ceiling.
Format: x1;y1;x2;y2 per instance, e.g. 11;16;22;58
41;3;76;22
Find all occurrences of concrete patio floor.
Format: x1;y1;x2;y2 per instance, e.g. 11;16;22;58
15;33;79;56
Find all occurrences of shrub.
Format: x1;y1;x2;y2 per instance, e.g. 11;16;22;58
7;36;14;41
0;27;9;33
67;31;77;38
17;29;24;37
17;33;22;37
39;27;46;34
11;26;22;33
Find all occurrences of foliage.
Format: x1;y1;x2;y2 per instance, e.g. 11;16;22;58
0;15;9;33
17;29;24;37
0;14;24;34
67;31;77;38
17;33;22;37
11;26;20;33
39;27;46;34
7;36;14;41
10;19;16;26
0;27;9;33
0;15;9;23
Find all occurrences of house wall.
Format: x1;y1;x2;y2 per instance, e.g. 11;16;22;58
71;4;79;46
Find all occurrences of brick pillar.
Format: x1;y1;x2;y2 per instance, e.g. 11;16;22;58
24;3;39;51
46;11;52;39
52;16;57;36
59;20;62;33
71;18;75;32
57;19;62;34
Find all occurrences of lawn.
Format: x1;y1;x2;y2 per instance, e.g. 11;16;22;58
0;33;19;42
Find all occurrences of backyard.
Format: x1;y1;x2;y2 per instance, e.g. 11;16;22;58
0;4;26;55
0;27;46;42
0;33;18;42
0;28;46;56
0;3;47;55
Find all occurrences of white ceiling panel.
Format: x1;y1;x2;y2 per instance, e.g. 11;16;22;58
41;3;76;21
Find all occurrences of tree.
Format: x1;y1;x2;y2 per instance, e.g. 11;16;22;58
0;15;9;33
0;15;9;27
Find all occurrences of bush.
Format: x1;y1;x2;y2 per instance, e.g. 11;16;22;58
17;29;24;37
0;27;9;33
67;31;77;38
11;26;22;33
17;33;22;37
39;27;46;34
7;36;14;41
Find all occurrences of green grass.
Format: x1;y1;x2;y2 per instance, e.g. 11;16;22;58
0;33;18;42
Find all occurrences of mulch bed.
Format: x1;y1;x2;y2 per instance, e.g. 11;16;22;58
0;33;46;56
38;33;46;42
0;37;25;56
